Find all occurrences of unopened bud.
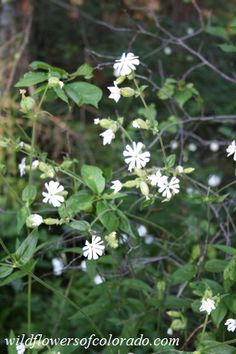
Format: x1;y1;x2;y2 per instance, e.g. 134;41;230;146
48;76;63;88
120;87;135;97
184;167;195;174
140;181;149;197
44;218;61;225
105;231;119;248
20;96;36;113
114;76;126;85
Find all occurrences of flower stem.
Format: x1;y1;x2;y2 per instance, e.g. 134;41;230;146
27;273;32;336
201;313;209;339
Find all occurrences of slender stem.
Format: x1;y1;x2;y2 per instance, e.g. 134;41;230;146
201;313;209;339
133;77;166;160
27;274;32;336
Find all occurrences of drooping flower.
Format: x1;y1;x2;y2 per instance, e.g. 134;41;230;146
107;82;121;102
100;129;115;145
123;142;150;171
225;318;236;332
32;160;39;169
18;157;26;177
226;140;236;161
158;176;180;200
16;343;25;354
52;258;64;276
110;180;122;194
26;214;43;228
113;52;140;77
42;180;65;207
82;235;105;260
208;174;221;187
132;120;141;128
199;298;216;315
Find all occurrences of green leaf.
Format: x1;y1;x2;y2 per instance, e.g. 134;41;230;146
117;210;135;237
74;63;94;79
53;86;68;103
138;103;157;124
16;207;28;234
65;81;102;108
81;165;105;194
0;270;27;287
69;220;91;232
211;301;227;328
15;231;38;265
59;191;93;218
214;245;236;256
165;154;176;168
157;78;176;100
7;330;17;354
205;25;229;40
15;71;48;87
219;43;236;53
0;265;13;279
30;60;68;76
22;185;37;205
224;294;236;314
96;201;119;232
168;264;197;285
122;278;152;293
204;259;228;272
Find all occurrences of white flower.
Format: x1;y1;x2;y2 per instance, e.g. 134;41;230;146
108;82;121;102
167;327;173;336
123;142;150;171
199;298;216;315
209;141;219;152
132;120;140;128
186;187;194;194
226;140;236;161
164;47;172;55
80;260;87;272
186;27;194;35
100;129;115;145
93;274;104;285
170;140;178;150
42;180;65;207
26;214;43;228
158;176;180;200
138;225;148;237
59;80;64;89
82;235;105;260
208;175;221;187
144;234;155;244
94;118;100;125
225;318;236;332
111;180;122;194
148;170;164;186
32;160;39;169
188;143;197;152
52;258;64;276
16;343;25;354
18;157;26;177
113;52;140;77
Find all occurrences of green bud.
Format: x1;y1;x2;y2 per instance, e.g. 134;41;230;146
99;119;114;129
140;181;149;197
48;76;64;88
114;76;126;85
167;311;182;318
120;87;135;97
157;280;166;300
44;218;61;225
132;118;150;130
184;167;195;174
38;162;55;178
171;318;187;331
123;179;139;188
20;96;36;113
134;168;146;178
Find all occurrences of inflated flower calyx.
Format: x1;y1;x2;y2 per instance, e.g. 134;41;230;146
38;162;55;178
20;95;36;114
139;181;149;197
44;218;62;225
120;87;135;97
48;76;64;88
123;179;140;188
183;167;195;174
171;318;187;331
132;118;150;130
105;232;119;248
114;76;126;85
99;119;117;130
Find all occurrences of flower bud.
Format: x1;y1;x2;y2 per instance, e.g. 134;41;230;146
140;181;149;197
48;76;64;88
171;318;187;331
20;96;36;113
132;119;150;130
44;218;61;225
123;179;139;188
183;167;195;174
99;119;114;129
26;214;43;228
114;76;126;85
38;162;55;178
120;87;135;97
105;231;119;248
175;165;184;175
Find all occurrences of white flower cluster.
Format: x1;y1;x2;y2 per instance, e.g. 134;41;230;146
199;297;236;332
148;169;180;201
